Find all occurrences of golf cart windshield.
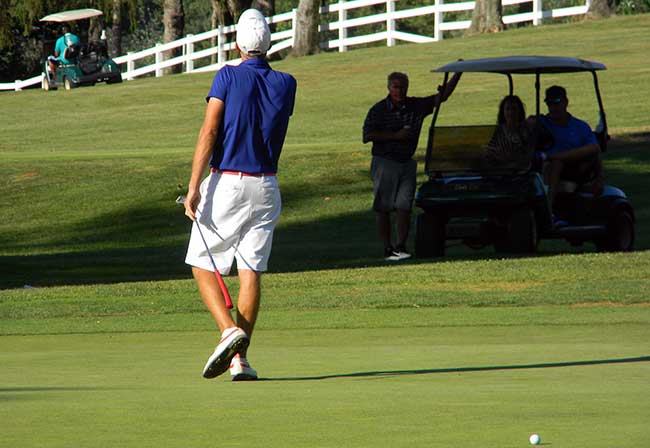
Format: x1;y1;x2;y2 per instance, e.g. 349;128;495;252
428;125;533;174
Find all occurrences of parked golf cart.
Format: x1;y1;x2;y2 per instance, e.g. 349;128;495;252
415;56;635;257
40;8;122;91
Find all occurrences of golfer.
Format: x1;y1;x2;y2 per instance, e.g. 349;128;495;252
184;9;297;381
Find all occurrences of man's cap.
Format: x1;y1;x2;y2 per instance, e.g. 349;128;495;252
236;9;271;56
545;85;567;104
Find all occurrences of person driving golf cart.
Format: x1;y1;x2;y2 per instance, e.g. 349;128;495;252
47;23;80;74
535;86;605;212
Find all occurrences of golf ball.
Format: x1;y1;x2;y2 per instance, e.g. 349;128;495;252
529;433;541;445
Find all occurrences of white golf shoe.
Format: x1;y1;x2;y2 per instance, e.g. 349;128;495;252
230;355;258;381
202;327;249;379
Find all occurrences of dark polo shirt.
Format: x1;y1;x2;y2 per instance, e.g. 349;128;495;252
362;95;437;162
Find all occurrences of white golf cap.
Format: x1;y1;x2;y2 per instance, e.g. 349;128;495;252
236;9;271;56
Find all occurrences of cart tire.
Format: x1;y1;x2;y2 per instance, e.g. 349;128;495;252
416;212;446;258
595;210;634;252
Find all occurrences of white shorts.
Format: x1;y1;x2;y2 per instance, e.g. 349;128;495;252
185;172;281;275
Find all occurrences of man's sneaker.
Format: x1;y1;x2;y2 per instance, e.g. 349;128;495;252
394;245;412;260
230;355;258;381
202;327;249;379
384;246;401;261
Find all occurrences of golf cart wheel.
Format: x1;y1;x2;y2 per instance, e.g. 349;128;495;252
499;207;538;254
64;77;73;90
595;210;635;252
42;76;57;91
416;212;446;258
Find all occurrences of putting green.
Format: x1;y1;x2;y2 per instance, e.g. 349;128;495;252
1;311;648;447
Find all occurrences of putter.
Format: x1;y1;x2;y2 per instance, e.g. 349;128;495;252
176;195;233;309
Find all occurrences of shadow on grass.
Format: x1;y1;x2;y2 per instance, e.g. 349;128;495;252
0;386;128;392
0;133;647;288
260;355;650;381
0;386;131;401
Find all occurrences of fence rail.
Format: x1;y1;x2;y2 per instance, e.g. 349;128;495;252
1;0;591;91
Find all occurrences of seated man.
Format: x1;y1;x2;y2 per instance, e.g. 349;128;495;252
536;85;604;213
47;24;81;74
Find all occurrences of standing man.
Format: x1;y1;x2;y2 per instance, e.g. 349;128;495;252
363;71;462;260
537;85;603;217
184;9;297;381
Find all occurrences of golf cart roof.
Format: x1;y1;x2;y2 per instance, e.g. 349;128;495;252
40;8;103;23
433;56;606;74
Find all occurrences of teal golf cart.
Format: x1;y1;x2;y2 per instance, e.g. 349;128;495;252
40;8;122;91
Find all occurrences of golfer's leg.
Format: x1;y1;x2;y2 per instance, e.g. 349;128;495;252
193;266;236;332
377;212;392;248
236;269;261;357
395;159;416;248
396;209;411;248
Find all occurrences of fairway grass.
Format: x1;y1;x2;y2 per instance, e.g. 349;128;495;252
1;310;648;448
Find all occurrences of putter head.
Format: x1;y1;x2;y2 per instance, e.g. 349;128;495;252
175;195;186;205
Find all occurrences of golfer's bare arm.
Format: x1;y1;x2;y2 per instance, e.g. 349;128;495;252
185;97;225;221
436;71;463;105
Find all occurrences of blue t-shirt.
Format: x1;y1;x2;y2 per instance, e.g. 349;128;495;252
539;114;597;156
207;58;297;173
54;33;81;64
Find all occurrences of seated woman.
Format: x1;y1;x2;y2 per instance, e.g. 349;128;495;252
485;95;534;168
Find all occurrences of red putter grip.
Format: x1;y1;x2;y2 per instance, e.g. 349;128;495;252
214;270;233;309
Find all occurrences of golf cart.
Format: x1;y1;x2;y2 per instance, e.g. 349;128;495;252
414;56;635;257
40;8;122;91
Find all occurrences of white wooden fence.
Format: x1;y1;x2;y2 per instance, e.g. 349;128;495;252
1;0;592;91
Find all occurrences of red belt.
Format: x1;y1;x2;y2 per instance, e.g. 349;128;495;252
211;168;276;177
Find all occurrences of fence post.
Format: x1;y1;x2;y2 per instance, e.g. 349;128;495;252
186;34;194;73
338;0;348;52
533;0;542;25
155;43;163;77
434;0;443;41
292;8;298;47
386;0;395;47
126;52;135;80
217;26;225;67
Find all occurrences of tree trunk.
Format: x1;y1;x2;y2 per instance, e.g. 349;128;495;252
111;0;123;57
226;0;252;22
466;0;504;35
292;0;320;57
586;0;614;19
88;17;101;43
163;0;185;74
253;0;275;24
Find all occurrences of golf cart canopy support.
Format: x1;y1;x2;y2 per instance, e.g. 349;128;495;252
40;8;103;23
